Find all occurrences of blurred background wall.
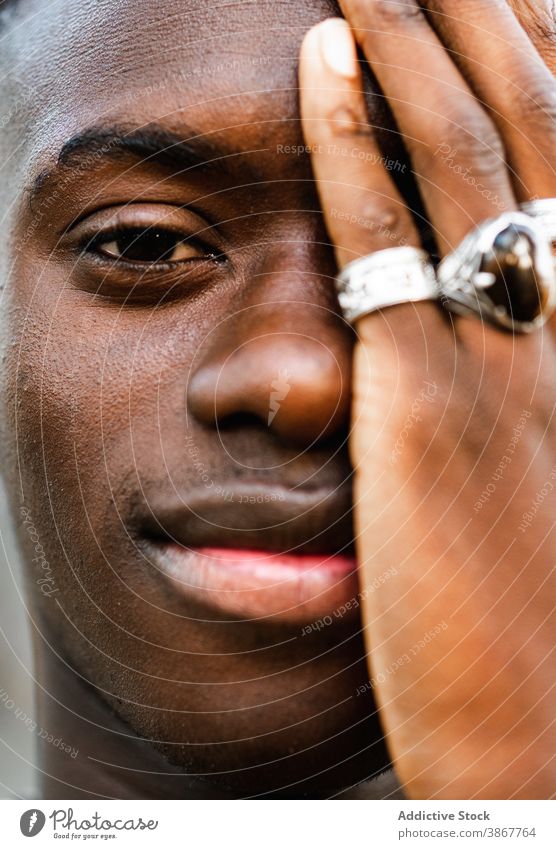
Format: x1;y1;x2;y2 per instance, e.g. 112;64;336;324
0;477;35;798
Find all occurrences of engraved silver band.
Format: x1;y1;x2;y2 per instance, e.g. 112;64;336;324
335;246;438;325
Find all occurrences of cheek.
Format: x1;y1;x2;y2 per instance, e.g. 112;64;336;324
3;288;187;633
7;290;207;542
3;294;131;516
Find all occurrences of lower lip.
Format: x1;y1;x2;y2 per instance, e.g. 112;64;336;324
151;545;360;624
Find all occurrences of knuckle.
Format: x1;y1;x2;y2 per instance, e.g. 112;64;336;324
446;109;502;158
360;201;415;244
512;77;556;128
325;105;372;139
367;0;423;25
429;113;505;177
330;200;415;251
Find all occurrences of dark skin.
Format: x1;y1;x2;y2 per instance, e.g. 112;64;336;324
0;0;400;799
2;0;555;800
301;0;556;797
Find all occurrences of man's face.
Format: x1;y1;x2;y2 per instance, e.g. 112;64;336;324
0;0;409;795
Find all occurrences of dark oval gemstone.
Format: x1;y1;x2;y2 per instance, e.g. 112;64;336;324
480;225;546;322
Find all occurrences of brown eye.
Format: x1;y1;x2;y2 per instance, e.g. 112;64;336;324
95;227;204;264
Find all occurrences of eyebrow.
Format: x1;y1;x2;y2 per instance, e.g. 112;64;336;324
32;123;266;197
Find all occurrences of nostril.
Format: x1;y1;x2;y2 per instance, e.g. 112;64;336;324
211;410;265;433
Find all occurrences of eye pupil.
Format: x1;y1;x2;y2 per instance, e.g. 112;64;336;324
111;228;180;262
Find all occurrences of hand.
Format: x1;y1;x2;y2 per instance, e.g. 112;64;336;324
299;0;556;798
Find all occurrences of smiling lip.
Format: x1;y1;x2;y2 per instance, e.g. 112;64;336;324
142;482;359;622
150;545;359;623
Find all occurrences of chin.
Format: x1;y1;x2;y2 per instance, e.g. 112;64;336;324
153;732;390;799
120;676;390;798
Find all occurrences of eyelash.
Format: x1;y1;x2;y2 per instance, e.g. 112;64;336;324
82;225;225;269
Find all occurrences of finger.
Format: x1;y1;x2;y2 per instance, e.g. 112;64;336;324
508;0;556;74
338;0;517;255
421;0;556;200
299;17;421;270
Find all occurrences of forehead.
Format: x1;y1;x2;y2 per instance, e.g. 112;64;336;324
4;0;338;166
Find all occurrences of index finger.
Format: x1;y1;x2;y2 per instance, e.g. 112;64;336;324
299;18;421;270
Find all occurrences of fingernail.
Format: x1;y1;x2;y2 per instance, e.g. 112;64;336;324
318;18;358;79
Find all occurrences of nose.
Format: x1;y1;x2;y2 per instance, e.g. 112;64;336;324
187;250;353;447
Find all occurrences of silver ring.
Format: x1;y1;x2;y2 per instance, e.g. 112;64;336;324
437;211;556;333
335;246;438;325
520;198;556;246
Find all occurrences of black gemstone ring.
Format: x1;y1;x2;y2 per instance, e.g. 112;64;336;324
437;212;556;333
